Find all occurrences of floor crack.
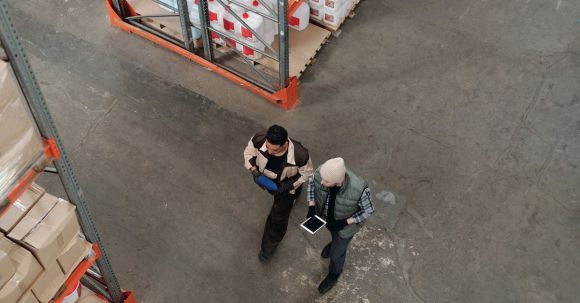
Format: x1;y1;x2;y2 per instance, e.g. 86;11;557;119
73;97;119;153
394;236;426;303
494;75;546;165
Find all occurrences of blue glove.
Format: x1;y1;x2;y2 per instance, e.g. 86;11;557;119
257;175;279;192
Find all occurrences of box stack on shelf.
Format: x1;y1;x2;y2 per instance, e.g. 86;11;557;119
0;60;101;302
0;184;98;303
1;6;135;301
0;64;106;303
0;184;94;303
0;61;50;214
0;75;114;302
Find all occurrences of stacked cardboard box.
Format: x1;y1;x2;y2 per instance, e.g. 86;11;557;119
0;60;46;208
0;183;45;234
0;183;93;303
0;236;42;302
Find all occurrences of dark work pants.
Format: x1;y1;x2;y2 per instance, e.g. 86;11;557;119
261;187;302;256
328;231;353;275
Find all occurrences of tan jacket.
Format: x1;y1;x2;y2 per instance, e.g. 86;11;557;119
244;132;313;194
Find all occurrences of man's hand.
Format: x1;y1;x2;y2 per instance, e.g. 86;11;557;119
251;169;265;190
326;219;348;232
251;167;260;176
306;205;316;219
268;180;294;195
280;180;294;192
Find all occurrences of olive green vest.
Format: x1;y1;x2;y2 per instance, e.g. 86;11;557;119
313;169;368;238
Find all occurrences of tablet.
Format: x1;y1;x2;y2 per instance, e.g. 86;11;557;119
300;215;327;234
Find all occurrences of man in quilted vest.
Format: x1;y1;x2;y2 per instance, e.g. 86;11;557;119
244;125;313;263
306;157;375;294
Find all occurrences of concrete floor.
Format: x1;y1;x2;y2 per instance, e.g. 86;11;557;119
7;0;580;302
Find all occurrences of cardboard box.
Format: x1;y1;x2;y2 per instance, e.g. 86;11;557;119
0;183;45;233
57;234;92;275
0;249;16;289
0;235;17;255
0;246;43;303
23;200;80;268
30;261;66;303
0;235;18;293
9;196;81;268
17;290;40;303
8;193;60;241
0;60;45;208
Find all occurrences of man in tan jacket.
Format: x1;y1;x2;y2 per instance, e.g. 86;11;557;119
244;125;313;263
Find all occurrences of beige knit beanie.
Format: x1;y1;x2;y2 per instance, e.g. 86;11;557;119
319;157;346;184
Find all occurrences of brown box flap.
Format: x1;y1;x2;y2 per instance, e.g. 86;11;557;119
0;183;45;233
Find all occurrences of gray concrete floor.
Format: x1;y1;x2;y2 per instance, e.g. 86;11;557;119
7;0;580;302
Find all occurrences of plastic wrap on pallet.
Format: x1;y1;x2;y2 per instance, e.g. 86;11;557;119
322;0;350;27
153;0;178;10
0;60;45;204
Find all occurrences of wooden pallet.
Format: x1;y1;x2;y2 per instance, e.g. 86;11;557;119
256;25;330;78
310;0;361;33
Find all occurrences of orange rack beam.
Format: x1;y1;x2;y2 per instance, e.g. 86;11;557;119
51;244;137;303
52;243;101;303
122;291;137;303
106;0;299;110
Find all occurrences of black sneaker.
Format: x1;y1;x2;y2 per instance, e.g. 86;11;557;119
258;250;270;263
318;273;339;294
321;243;331;259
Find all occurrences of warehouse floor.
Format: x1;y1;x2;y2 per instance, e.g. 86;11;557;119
8;0;580;302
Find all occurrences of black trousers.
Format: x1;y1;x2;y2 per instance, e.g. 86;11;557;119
328;231;353;275
261;187;302;256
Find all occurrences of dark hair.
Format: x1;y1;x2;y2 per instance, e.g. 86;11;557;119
266;125;288;146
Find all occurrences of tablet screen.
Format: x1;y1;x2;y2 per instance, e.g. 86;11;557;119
301;216;326;234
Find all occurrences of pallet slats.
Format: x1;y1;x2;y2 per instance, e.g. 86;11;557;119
256;25;330;78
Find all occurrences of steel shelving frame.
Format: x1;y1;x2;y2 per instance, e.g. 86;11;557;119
0;2;135;302
107;0;301;109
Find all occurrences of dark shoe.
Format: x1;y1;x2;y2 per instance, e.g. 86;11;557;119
258;250;270;263
318;273;339;294
321;243;331;259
